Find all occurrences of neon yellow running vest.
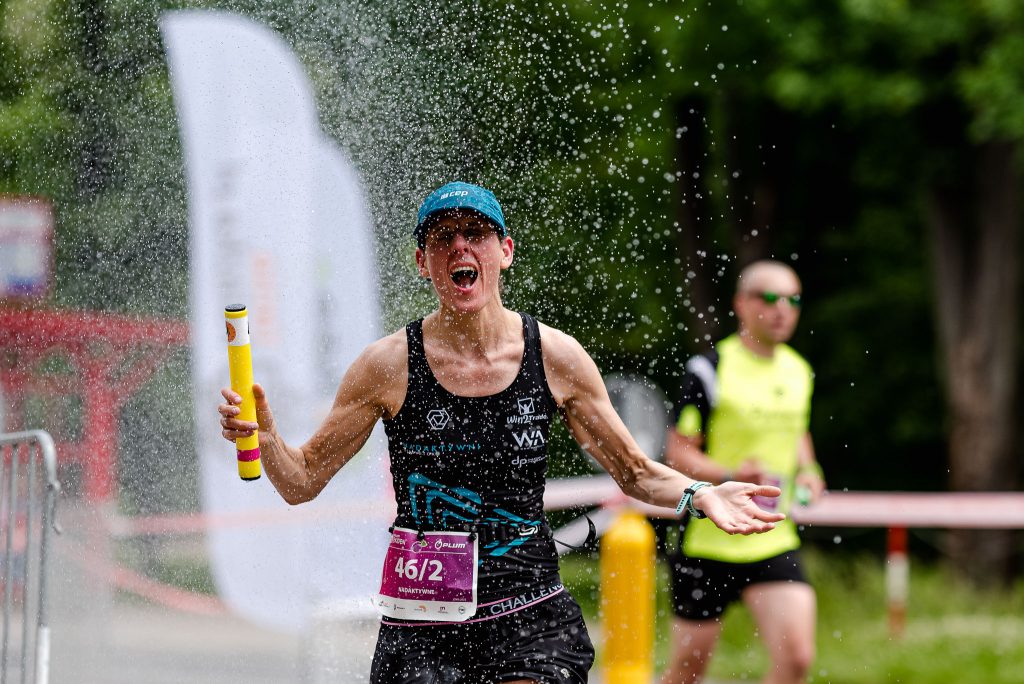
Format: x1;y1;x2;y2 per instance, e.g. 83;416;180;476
676;335;813;563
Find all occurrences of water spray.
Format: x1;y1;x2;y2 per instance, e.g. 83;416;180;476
224;304;261;481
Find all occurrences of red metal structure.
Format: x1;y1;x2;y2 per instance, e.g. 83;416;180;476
0;307;189;501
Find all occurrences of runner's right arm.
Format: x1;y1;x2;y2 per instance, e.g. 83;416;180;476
218;330;407;504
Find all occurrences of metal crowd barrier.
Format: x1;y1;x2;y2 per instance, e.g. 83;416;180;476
0;431;61;684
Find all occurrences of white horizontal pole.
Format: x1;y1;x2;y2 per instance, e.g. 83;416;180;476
544;476;1024;529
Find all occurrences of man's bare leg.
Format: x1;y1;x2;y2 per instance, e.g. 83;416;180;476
743;582;816;684
659;617;723;684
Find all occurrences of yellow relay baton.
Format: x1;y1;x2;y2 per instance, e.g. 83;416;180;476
224;304;261;481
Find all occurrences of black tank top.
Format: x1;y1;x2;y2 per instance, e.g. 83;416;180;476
383;313;561;605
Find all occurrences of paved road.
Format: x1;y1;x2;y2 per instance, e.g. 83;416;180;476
54;601;306;683
44;507;309;683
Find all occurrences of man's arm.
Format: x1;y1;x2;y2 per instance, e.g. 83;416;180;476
665;431;765;485
665;432;729;484
795;432;826;502
539;324;784;534
219;330;407;505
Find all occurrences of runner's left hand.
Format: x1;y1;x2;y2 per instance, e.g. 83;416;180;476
692;482;786;535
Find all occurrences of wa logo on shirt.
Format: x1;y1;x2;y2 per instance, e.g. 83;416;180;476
511;428;546;449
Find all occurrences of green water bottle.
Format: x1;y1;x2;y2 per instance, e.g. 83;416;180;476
796;485;812;507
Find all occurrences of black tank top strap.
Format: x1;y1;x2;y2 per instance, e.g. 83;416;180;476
521;313;539;359
518;313;555;410
404;319;433;392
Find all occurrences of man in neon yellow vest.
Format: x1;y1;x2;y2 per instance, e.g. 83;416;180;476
660;260;827;684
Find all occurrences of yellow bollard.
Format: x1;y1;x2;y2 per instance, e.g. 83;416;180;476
601;509;656;684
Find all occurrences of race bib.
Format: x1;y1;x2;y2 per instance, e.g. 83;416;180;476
373;527;478;622
753;474;783;512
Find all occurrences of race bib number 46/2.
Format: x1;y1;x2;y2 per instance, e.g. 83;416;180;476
373;527;479;622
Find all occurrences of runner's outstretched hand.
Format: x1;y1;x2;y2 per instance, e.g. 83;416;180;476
692;482;786;535
218;383;277;448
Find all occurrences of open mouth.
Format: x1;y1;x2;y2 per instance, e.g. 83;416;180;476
449;266;478;289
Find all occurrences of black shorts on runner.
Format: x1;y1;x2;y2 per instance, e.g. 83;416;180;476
668;549;809;621
369;590;594;683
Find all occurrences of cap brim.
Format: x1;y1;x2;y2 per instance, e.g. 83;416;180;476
415;208;505;244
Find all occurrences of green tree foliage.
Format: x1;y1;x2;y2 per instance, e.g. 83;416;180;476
1;0;189;314
487;1;1024;508
450;1;946;493
3;2;1021;539
0;0;79;199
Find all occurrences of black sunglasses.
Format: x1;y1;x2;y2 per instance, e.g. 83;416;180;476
752;291;802;307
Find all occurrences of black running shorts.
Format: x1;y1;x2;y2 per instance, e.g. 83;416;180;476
668;550;809;621
369;590;594;683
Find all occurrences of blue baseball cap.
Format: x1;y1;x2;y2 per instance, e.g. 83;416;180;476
415;181;507;248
